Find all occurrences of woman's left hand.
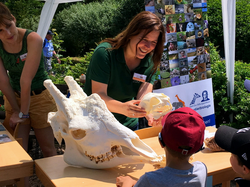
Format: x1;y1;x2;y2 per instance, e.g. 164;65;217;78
146;114;163;127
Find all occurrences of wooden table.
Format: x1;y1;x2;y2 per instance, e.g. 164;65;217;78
0;124;33;186
35;127;237;187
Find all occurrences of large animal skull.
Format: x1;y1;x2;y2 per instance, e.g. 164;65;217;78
44;76;163;169
139;93;172;119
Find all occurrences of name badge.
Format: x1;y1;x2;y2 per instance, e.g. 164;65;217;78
20;53;27;61
133;73;146;82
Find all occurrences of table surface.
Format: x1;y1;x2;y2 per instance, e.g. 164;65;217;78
0;124;34;182
35;127;238;187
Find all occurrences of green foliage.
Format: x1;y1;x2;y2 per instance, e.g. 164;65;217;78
52;0;144;56
0;104;4;112
51;29;66;58
211;42;250;128
207;0;250;62
49;49;94;84
5;0;43;30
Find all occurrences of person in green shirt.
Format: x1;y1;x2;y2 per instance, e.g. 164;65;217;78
0;3;57;158
84;11;165;130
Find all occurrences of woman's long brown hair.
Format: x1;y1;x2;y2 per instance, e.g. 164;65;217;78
101;11;165;78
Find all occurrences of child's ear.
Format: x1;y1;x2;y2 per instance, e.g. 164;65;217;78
242;165;250;175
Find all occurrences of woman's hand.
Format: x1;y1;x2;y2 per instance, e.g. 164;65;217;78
146;114;163;127
116;176;137;187
123;100;147;118
9;112;26;130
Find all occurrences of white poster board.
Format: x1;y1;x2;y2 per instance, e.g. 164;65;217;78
154;78;215;127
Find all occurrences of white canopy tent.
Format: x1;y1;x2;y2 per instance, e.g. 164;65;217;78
221;0;236;105
37;0;82;40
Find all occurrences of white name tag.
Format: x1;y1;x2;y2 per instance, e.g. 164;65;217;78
133;73;147;82
20;53;27;61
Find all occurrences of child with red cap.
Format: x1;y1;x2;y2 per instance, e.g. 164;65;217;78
116;107;207;187
215;126;250;187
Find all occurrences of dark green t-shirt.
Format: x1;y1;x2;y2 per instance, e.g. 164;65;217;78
84;42;156;129
0;29;48;91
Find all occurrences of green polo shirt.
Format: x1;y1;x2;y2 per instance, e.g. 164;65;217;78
84;42;156;129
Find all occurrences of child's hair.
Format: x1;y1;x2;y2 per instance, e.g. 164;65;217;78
234;154;244;167
0;3;14;26
159;107;205;156
165;145;192;159
215;126;250;170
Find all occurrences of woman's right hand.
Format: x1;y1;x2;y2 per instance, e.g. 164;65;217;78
122;100;147;118
9;112;25;130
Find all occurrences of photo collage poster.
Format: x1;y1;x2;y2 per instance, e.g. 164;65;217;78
145;0;210;89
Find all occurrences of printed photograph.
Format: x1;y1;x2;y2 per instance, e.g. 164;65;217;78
195;30;204;39
196;35;205;46
165;5;175;14
169;53;179;60
177;31;186;41
170;76;180;86
198;71;207;80
175;4;184;14
186;22;195;32
194;20;203;30
167;42;178;51
160;60;170;71
184;4;193;13
197;62;206;72
178;49;187;59
179;58;188;67
169;59;179;69
187;47;197;57
161;78;172;88
166;23;177;33
167;33;177;42
176;22;187;32
186;38;196;48
180;74;189;84
193;9;203;21
188;56;198;67
180;66;189;76
189;68;198;82
177;41;187;50
197;54;207;64
185;13;194;22
196;46;205;55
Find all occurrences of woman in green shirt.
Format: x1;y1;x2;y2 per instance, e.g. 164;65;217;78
84;11;165;130
0;3;56;158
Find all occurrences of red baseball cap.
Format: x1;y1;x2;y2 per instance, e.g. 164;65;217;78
160;107;205;155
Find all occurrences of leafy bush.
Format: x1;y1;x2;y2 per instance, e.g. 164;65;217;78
49;49;94;84
211;42;250;128
208;0;250;62
52;0;144;56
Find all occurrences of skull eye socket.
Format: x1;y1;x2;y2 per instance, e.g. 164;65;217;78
71;129;86;139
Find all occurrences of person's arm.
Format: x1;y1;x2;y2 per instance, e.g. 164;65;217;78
0;58;20;113
116;176;137;187
53;50;61;64
18;32;43;119
136;82;153;100
92;80;147;118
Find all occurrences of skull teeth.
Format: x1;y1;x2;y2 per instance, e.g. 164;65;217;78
84;145;122;164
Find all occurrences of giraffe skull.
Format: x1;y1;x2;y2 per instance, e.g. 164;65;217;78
43;76;163;169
